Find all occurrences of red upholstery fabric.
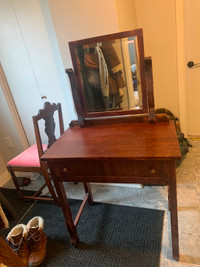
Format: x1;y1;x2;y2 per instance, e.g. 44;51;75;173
7;144;47;167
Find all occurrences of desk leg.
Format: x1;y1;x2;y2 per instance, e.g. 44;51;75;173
53;180;79;247
83;182;94;204
167;186;170;211
168;161;179;261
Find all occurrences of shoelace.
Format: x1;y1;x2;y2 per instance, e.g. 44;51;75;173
10;237;24;257
27;231;41;252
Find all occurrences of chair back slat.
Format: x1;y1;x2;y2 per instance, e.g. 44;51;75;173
44;111;57;148
32;102;64;158
58;103;64;136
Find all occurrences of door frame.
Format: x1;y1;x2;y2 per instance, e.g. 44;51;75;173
175;0;188;137
0;63;29;149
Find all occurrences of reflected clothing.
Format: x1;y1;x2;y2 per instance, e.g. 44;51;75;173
100;42;125;96
83;42;125;111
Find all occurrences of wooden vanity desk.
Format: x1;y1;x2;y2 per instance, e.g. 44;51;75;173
41;29;181;260
41;119;180;260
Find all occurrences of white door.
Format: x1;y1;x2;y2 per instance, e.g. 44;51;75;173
0;0;76;148
185;0;200;136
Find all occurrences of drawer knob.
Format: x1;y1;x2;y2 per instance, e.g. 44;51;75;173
63;168;69;173
150;168;156;174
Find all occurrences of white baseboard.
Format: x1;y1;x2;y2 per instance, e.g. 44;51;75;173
0;171;11;187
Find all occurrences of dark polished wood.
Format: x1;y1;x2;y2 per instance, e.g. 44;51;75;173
66;69;84;126
41;121;181;260
41;122;180;161
145;57;155;123
168;161;179;260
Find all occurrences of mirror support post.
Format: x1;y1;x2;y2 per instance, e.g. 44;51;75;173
65;69;85;127
145;57;156;123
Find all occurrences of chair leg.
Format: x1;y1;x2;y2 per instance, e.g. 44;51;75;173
8;169;24;199
83;183;93;205
41;167;60;206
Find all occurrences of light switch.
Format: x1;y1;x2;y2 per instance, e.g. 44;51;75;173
3;137;13;148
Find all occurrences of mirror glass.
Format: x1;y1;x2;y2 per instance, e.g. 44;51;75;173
75;36;142;113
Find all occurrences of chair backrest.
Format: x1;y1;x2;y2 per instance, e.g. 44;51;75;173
32;102;64;158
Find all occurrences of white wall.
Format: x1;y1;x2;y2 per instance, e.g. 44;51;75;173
48;0;119;69
135;0;179;116
116;0;138;31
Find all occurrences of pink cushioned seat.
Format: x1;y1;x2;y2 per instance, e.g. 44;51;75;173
7;144;47;167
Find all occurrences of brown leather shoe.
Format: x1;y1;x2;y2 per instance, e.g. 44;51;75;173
27;217;47;267
7;224;29;266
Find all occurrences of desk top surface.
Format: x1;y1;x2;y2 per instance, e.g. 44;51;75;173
41;121;181;161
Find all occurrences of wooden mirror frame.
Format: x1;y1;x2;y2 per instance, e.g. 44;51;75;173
67;29;152;126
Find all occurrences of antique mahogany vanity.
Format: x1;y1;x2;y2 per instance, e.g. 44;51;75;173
41;29;181;260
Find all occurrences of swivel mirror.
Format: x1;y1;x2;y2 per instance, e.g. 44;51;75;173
68;29;149;125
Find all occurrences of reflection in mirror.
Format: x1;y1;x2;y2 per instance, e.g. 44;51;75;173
75;37;142;113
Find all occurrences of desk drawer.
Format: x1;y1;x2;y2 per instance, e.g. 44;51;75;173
52;160;168;180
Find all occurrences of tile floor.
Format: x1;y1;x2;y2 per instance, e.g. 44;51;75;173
2;139;200;266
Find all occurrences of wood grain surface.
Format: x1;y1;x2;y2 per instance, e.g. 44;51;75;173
41;121;181;161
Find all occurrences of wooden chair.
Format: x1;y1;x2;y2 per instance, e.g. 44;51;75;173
6;102;64;205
